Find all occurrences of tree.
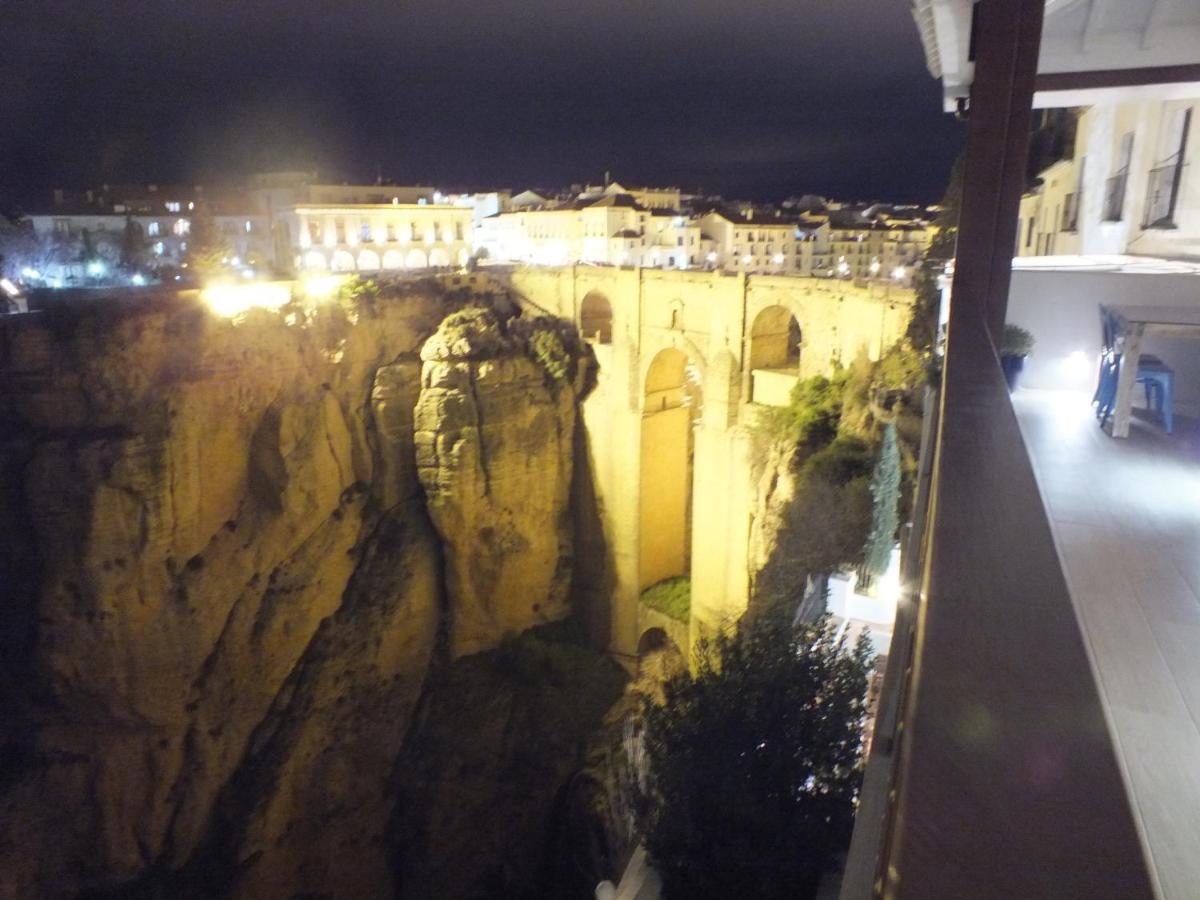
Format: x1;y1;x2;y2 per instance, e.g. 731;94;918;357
906;154;964;353
860;421;901;590
184;205;232;277
119;214;147;273
639;609;873;899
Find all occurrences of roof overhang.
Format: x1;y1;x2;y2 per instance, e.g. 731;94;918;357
913;0;1200;112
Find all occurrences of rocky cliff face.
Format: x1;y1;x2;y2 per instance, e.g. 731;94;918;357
0;282;597;898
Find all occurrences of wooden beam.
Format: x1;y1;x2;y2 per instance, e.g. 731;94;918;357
1036;63;1200;93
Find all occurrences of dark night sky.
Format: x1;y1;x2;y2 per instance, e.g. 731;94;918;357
0;0;963;205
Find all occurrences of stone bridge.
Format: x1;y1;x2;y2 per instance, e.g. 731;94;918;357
490;265;912;661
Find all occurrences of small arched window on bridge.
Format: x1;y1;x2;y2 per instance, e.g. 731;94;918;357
580;291;613;344
750;305;802;372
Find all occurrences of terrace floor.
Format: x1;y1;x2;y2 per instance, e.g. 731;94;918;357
1014;388;1200;900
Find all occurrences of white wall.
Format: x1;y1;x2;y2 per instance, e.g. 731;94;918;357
1007;268;1200;416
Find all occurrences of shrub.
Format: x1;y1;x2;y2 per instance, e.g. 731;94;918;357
1002;323;1035;357
640;577;691;622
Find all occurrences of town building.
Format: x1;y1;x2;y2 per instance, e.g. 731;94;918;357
1018;95;1199;259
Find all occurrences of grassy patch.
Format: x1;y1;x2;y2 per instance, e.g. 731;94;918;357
641;577;691;622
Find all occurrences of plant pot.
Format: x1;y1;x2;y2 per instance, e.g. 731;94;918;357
1000;353;1026;392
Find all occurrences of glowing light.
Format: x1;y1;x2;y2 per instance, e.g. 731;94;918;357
301;274;347;300
837;260;850;276
131;273;146;286
706;251;717;263
741;254;752;265
241;269;254;279
86;261;106;277
21;267;41;280
201;281;291;318
869;259;881;275
773;253;785;265
1;278;19;297
891;266;907;281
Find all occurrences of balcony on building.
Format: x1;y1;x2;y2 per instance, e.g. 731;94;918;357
841;3;1200;898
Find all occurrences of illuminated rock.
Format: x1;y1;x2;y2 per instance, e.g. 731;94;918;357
415;308;589;658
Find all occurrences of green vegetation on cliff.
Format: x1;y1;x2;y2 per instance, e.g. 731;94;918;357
640;577;691;622
751;344;924;608
640;609;873;899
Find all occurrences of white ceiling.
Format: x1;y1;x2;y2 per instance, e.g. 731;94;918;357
913;0;1200;111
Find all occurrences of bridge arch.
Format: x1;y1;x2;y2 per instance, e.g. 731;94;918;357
429;247;450;267
381;249;403;270
639;347;701;591
405;248;428;269
579;291;613;344
356;249;381;271
749;304;802;371
302;250;327;271
330;249;356;272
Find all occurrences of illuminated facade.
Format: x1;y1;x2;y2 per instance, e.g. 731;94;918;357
287;204;474;272
1017;96;1200;259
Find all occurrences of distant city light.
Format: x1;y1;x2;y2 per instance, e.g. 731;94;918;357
837;260;850;276
773;253;785;265
202;281;291;318
241;269;254;279
86;260;106;277
20;267;41;280
891;266;907;281
706;251;717;263
1;278;20;297
131;273;146;286
741;254;752;265
869;259;881;275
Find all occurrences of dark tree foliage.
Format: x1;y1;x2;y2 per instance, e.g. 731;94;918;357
640;610;873;900
907;154;964;354
862;421;901;584
119;215;147;272
184;206;232;277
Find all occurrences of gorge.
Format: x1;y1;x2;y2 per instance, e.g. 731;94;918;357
0;269;911;898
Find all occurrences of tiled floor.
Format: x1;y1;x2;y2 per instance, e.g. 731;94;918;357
1014;388;1200;900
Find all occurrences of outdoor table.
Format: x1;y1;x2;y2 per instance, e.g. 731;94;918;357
1106;304;1200;437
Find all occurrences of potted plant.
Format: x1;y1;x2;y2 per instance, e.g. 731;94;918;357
1000;323;1035;391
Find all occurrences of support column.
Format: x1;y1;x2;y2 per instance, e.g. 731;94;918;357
951;0;1045;343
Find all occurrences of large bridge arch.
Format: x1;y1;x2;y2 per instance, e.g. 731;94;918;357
639;347;702;591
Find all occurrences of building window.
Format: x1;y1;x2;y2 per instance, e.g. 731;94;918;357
308;220;321;243
1144;108;1191;228
166;201;181;213
173;219;190;236
455;222;464;240
148;221;160;237
360;221;372;242
245;220;253;233
386;222;397;242
335;218;346;244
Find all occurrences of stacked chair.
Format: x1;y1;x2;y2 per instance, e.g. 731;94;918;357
1094;305;1174;433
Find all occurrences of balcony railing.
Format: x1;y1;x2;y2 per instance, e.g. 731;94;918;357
1060;192;1079;231
1143;161;1184;228
1102;172;1127;222
840;310;1152;898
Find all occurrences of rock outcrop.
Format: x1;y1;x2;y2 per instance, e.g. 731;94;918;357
0;281;598;898
415;308;591;658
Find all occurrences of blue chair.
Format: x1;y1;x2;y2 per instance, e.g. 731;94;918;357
1094;307;1174;433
